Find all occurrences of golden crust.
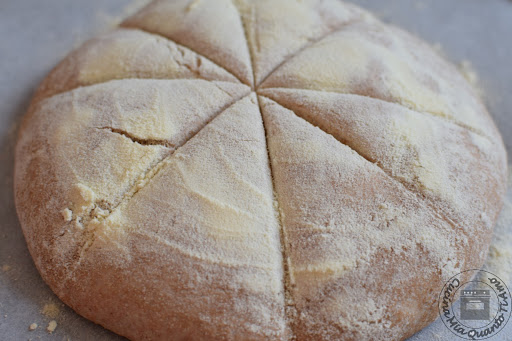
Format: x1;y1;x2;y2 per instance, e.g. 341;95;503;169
15;1;507;340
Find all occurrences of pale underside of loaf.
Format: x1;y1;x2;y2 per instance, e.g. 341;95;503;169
15;0;507;340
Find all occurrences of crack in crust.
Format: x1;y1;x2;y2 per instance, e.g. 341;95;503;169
84;92;251;230
96;127;176;148
61;94;253;288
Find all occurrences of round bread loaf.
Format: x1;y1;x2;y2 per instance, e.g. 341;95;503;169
14;0;508;340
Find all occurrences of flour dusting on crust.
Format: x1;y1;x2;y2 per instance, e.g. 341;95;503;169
14;1;507;340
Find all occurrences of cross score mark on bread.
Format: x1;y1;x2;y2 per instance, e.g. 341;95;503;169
14;0;508;340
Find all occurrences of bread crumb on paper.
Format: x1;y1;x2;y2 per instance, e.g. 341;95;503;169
47;320;57;333
28;323;38;331
42;303;60;319
1;264;10;272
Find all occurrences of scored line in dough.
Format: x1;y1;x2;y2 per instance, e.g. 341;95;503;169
260;87;490;140
259;94;471;242
231;3;298;334
69;92;253;264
